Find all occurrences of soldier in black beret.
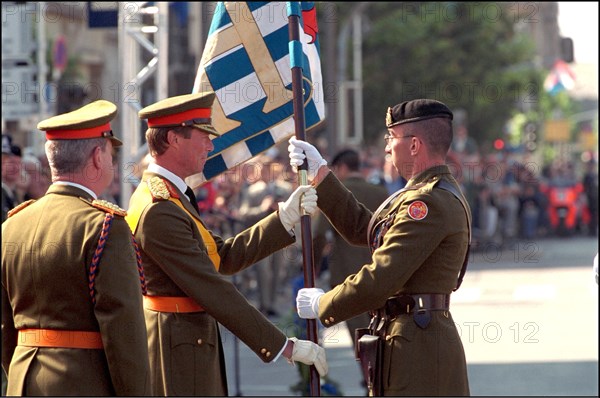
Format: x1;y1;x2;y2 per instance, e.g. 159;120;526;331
2;101;151;395
126;91;327;396
288;98;472;396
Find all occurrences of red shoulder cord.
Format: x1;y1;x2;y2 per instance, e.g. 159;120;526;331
89;213;147;304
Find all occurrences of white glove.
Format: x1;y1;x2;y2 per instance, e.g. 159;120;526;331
278;185;318;231
296;287;324;319
288;337;328;376
288;137;327;180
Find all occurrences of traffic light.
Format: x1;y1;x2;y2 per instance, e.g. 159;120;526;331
561;37;574;63
493;138;505;151
523;122;538;152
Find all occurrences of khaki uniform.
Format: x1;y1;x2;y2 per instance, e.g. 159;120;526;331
127;172;295;396
315;165;470;396
1;184;150;396
314;176;389;341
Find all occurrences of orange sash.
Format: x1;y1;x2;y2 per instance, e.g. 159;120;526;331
169;196;220;270
126;179;220;270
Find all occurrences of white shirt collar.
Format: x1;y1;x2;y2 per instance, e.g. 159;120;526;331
148;163;188;195
53;181;97;199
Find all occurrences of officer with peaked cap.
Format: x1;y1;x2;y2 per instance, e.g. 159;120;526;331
126;91;327;396
288;98;472;396
1;134;23;222
1;101;151;395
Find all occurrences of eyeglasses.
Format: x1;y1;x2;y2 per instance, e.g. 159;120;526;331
384;133;415;144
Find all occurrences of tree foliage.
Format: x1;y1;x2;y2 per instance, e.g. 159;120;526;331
337;2;541;146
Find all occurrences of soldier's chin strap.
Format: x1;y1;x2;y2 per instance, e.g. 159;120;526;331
436;180;471;291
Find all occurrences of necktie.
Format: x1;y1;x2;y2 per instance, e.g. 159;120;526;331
185;186;200;214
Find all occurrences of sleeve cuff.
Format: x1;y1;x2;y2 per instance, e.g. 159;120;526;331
272;338;289;362
312;166;331;187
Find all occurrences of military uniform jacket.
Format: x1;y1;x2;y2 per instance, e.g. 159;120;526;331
315;165;471;396
127;171;295;396
314;175;389;287
1;184;150;396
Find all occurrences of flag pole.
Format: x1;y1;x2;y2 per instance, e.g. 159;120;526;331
287;2;320;396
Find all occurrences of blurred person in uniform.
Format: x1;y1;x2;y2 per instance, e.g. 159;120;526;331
21;151;52;201
1;101;151;395
1;134;22;395
126;91;327;396
450;124;480;163
312;148;389;387
289;99;471;396
238;150;293;317
1;134;23;222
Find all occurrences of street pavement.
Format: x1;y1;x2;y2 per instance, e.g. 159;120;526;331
221;236;598;396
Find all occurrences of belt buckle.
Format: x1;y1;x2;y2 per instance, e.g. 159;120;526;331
385;295;415;319
413;297;432;329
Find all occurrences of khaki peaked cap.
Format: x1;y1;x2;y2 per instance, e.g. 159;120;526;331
37;100;122;146
138;92;220;136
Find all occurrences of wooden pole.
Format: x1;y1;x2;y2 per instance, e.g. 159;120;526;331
287;2;320;396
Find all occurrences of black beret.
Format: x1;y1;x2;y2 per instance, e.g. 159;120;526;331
2;134;21;157
386;99;453;128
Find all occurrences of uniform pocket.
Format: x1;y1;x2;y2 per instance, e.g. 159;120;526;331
169;314;216;349
384;318;416;392
168;315;219;395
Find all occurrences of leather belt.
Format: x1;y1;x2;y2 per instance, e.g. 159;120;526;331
143;295;205;313
384;294;450;318
18;329;103;349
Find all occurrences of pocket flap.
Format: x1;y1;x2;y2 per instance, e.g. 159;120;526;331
169;315;216;348
386;318;416;342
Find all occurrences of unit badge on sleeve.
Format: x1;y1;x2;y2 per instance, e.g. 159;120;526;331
407;200;428;220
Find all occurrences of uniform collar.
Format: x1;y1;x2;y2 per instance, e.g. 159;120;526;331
406;165;451;187
52;181;97;199
48;182;96;200
148;163;188;194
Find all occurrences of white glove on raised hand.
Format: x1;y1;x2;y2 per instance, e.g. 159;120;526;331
278;185;318;231
296;287;324;319
288;337;328;376
288;137;327;180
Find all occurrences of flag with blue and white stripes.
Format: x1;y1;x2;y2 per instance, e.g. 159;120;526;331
190;1;324;185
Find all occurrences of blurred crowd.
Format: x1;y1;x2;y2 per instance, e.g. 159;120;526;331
446;126;598;249
2;130;598;313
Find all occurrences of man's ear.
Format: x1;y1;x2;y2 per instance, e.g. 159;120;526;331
92;146;103;169
167;129;179;147
410;137;420;155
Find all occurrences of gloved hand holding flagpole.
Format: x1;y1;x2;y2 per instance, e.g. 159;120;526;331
287;2;321;396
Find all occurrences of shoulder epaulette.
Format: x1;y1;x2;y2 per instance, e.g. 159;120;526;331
91;199;127;216
401;182;427;194
417;178;441;194
147;176;179;200
7;199;36;218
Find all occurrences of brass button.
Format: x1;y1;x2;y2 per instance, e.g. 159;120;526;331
324;319;330;325
261;348;267;354
197;339;203;345
385;335;392;341
329;317;334;322
266;351;271;358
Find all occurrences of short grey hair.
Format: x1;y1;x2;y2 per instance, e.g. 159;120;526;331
45;138;108;177
413;117;453;157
